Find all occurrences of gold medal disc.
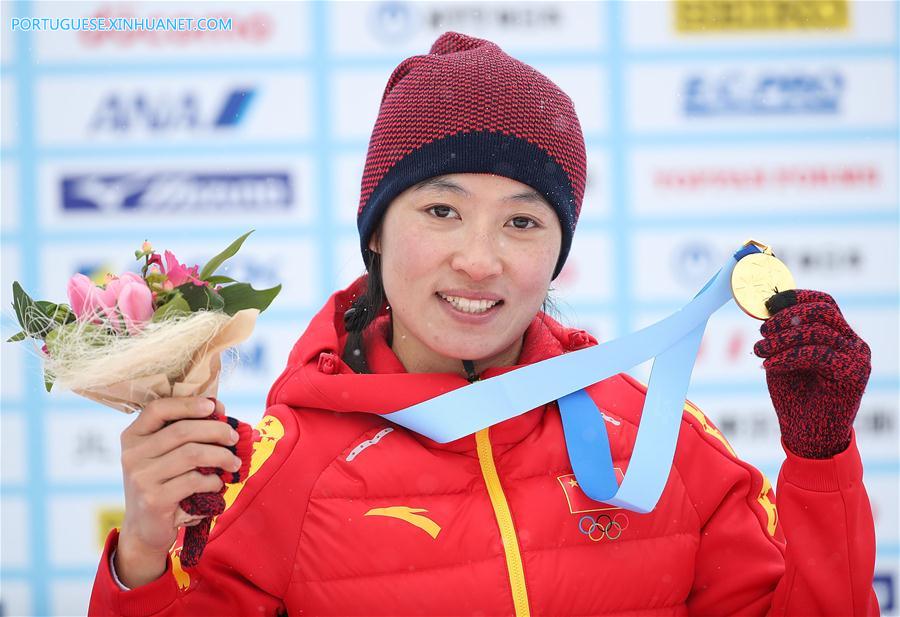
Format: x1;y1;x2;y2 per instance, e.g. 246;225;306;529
731;252;796;320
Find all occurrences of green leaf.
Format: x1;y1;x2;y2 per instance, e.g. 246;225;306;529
204;275;237;286
11;281;30;330
199;230;254;281
151;294;191;322
57;305;77;325
177;284;226;313
44;371;54;393
34;301;75;326
6;331;27;342
11;281;54;339
144;272;167;286
44;326;60;353
35;300;56;314
43;321;105;357
218;283;281;316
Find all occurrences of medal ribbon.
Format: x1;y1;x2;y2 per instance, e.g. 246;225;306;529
383;244;762;513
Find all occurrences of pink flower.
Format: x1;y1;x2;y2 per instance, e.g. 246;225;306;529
67;271;153;335
67;273;101;319
163;251;207;288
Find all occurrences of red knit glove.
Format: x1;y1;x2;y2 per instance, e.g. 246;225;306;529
178;397;256;567
753;290;871;459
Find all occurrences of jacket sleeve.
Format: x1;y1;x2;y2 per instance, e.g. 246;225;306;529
765;429;880;616
679;414;879;616
88;403;301;617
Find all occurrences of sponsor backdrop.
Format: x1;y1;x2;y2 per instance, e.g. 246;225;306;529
0;1;897;615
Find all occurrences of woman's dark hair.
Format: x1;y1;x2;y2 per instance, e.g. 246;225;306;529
342;251;561;374
342;251;387;374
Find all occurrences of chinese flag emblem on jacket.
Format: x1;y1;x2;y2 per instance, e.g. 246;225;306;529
556;469;625;514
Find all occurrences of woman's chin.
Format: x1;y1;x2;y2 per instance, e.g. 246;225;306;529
430;339;510;365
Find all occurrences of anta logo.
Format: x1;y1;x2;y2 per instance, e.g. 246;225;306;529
364;506;441;539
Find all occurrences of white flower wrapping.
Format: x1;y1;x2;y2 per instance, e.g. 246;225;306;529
42;308;260;413
8;231;279;413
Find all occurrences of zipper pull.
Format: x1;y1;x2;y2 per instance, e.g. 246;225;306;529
462;359;480;383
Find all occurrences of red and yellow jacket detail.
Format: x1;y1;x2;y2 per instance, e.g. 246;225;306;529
89;277;879;616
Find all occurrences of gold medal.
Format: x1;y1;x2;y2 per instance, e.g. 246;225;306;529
731;240;796;320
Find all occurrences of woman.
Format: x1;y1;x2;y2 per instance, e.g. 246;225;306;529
90;32;878;616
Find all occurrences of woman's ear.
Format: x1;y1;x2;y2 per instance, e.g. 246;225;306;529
368;229;381;254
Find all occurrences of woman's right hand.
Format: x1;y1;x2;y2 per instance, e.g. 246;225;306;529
114;396;242;588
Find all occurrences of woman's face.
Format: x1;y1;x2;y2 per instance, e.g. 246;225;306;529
371;173;562;371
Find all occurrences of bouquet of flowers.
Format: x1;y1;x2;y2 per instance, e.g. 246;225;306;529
7;229;280;413
7;230;280;566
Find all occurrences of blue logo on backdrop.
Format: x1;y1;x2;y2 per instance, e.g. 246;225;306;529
182;254;281;290
222;341;267;380
61;172;293;214
234;342;266;372
684;71;844;116
673;243;717;287
370;2;418;43
873;572;895;613
88;88;256;133
75;261;139;279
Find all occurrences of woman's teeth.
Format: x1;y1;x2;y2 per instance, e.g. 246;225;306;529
438;293;501;314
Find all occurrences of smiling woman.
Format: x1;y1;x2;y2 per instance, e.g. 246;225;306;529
90;30;878;617
350;172;562;375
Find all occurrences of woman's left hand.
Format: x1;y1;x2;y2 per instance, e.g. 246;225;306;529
753;289;871;459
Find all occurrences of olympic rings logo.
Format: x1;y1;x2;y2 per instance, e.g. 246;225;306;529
577;513;629;542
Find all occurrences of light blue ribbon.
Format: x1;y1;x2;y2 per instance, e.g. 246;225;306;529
383;244;761;513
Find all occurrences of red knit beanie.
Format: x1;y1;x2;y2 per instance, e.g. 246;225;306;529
357;31;587;280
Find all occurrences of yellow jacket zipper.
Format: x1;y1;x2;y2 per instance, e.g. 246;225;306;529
475;427;531;616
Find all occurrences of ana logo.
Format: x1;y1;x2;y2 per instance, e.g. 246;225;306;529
88;88;256;133
684;70;843;116
61;172;292;214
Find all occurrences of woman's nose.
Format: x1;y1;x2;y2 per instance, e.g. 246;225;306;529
449;231;503;281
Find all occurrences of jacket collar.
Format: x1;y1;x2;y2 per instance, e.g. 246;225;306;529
269;275;597;454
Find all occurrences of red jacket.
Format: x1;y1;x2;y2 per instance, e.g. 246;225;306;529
90;277;879;616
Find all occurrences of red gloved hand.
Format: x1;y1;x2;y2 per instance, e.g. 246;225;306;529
753;290;871;459
178;398;256;567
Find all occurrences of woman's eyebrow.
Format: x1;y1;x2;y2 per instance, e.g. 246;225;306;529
502;190;549;206
412;177;471;197
412;178;550;209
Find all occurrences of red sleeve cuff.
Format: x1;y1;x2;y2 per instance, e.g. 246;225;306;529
780;428;864;493
90;528;180;617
